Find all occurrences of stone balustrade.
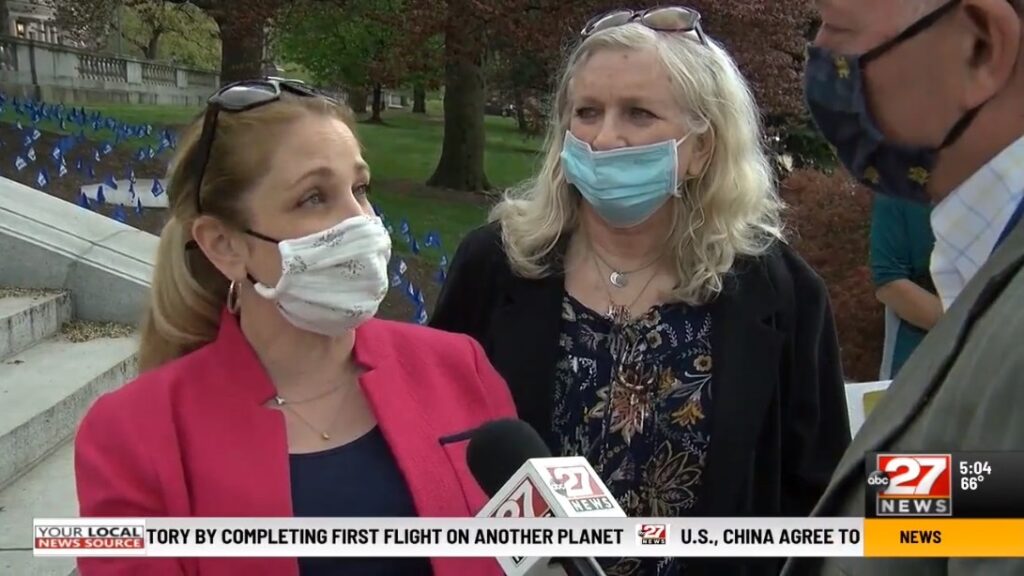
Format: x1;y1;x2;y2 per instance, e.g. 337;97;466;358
0;35;219;105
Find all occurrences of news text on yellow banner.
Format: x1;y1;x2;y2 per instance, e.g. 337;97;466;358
864;519;1024;557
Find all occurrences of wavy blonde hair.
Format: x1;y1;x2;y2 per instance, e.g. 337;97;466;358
138;94;356;372
491;23;783;305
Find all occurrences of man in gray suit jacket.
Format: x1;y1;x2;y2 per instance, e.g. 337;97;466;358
786;0;1024;574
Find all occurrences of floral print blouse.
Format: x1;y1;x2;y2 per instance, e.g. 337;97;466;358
552;294;715;576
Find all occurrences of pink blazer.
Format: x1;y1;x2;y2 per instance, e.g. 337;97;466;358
75;310;516;576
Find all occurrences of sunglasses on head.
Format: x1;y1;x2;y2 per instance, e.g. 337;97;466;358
581;6;708;46
191;77;336;216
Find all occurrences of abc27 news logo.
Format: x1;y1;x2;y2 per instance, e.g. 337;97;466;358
866;454;952;516
637;524;668;546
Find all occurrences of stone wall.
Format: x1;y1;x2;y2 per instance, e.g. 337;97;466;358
0;36;219;106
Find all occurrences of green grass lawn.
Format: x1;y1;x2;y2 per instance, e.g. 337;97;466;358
1;98;541;264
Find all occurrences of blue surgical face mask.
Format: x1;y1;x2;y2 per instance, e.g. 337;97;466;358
560;130;690;228
804;0;986;203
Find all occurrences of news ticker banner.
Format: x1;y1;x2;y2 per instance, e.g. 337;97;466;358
32;516;1024;558
864;451;1021;518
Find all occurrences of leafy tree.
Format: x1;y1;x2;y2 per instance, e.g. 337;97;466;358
274;0;414;121
52;0;268;79
52;0;118;49
167;0;286;84
108;2;218;68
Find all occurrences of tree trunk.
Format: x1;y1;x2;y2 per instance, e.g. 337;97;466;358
348;88;368;114
413;84;427;113
427;6;489;191
0;0;8;37
514;89;528;133
370;83;383;123
213;13;266;85
145;32;162;60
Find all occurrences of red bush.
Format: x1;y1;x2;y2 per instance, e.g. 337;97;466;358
780;169;882;382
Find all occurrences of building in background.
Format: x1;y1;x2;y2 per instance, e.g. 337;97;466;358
3;0;70;45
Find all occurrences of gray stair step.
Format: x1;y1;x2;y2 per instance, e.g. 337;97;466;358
0;290;72;361
0;440;77;576
0;331;138;491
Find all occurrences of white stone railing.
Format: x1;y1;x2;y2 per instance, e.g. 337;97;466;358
0;35;219;106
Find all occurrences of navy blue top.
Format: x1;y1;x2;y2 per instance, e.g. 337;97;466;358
290;426;432;576
552;295;715;576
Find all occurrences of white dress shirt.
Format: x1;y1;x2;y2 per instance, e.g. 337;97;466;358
930;134;1024;310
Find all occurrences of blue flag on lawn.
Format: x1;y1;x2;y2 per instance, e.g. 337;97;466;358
136;148;146;161
36;169;48;188
145;124;153;136
51;145;61;161
400;219;411;236
58;160;67;178
105;174;118;190
101;142;113;156
398;259;408;276
147;146;156;159
26;147;35;162
94;149;101;163
414;305;428;325
151;179;164;197
112;204;126;223
96;185;106;205
135;198;144;216
424;231;442;249
390;267;402;288
409;237;420;255
16;121;22;131
75;158;83;172
403;280;419;303
15;156;27;171
439;254;449;269
434;265;447;284
22;134;31;148
32;128;41;141
77;191;90;210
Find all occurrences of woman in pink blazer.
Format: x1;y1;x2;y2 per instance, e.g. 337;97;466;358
74;79;514;576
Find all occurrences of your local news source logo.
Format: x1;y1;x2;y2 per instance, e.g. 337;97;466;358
637;524;668;546
545;465;616;513
867;454;953;516
35;524;145;551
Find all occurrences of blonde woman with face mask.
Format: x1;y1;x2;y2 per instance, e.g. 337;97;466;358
431;7;851;576
74;79;513;576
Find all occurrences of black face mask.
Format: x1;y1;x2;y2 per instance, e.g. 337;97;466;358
803;0;989;202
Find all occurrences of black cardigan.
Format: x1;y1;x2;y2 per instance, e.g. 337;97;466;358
429;223;851;576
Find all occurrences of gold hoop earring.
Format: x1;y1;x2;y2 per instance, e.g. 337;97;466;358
226;280;241;314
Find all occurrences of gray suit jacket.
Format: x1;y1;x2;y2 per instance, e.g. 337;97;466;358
782;217;1024;576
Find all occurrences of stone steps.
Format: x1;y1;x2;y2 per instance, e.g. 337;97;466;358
0;288;138;576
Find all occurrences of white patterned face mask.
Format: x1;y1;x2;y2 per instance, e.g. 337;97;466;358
248;214;392;336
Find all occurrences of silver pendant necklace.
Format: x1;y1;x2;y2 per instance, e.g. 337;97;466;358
591;245;665;289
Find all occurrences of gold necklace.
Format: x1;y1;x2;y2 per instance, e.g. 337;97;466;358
274;383;355;441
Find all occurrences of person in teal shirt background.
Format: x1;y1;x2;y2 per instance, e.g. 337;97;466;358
869;194;942;378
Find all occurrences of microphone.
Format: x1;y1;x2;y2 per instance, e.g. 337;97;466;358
467;419;624;576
